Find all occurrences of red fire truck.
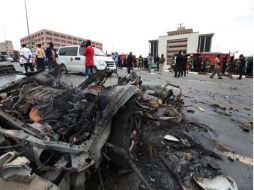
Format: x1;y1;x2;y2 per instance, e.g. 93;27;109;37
191;52;230;72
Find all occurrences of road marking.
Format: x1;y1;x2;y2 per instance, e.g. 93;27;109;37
223;151;253;166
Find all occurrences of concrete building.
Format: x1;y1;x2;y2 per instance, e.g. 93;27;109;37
149;26;214;64
0;40;14;56
20;29;103;50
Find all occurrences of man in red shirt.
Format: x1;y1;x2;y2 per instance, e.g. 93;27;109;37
83;40;95;78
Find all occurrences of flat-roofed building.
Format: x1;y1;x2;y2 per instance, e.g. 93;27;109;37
149;26;214;64
0;40;14;56
20;29;103;50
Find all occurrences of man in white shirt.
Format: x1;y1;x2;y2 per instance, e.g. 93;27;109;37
20;44;34;73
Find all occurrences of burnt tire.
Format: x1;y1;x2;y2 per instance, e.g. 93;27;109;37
61;64;68;74
109;104;142;168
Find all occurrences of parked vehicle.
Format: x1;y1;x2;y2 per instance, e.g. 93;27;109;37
0;55;14;62
57;45;116;73
6;56;14;62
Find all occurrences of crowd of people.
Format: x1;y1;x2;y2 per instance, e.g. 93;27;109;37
19;40;97;79
111;50;252;80
19;42;252;81
111;52;166;74
19;42;58;73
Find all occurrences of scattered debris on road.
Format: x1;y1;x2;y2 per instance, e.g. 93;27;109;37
0;66;241;189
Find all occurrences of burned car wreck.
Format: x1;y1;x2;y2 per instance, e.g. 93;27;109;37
0;67;147;189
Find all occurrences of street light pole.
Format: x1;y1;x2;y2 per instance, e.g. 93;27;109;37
2;25;6;41
24;0;31;49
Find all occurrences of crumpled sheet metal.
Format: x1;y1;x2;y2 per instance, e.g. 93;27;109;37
140;83;183;123
0;151;59;190
193;175;238;190
143;106;182;124
141;83;183;107
0;151;31;182
0;151;16;167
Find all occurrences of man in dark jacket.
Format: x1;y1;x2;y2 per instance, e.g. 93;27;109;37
46;42;57;72
155;55;160;71
175;51;183;78
222;55;228;75
228;56;235;79
181;51;187;76
197;55;202;72
127;52;133;74
238;54;245;79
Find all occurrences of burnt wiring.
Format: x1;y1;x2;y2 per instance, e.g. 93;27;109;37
3;108;26;122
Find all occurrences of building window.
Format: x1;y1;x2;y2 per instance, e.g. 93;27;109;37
199;36;205;52
59;47;78;56
205;36;211;52
46;32;52;36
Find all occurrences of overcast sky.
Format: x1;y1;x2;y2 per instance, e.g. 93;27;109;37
0;0;253;56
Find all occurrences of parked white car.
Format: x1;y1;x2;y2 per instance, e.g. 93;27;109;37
0;55;14;62
57;45;116;73
6;56;14;62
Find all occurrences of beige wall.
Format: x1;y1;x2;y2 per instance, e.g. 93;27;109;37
158;32;199;64
0;40;14;55
20;29;103;50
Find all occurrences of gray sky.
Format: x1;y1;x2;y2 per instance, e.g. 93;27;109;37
0;0;253;56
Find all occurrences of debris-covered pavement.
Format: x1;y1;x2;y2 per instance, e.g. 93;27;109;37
0;65;252;189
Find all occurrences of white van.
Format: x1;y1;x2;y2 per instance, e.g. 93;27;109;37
57;45;116;73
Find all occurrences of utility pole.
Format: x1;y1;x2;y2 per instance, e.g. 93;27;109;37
2;25;6;41
24;0;32;49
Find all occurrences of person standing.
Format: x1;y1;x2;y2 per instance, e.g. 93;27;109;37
155;55;160;71
133;55;137;68
210;55;222;79
204;57;210;72
210;57;215;73
187;56;193;71
113;52;119;68
197;55;202;72
245;56;253;77
127;52;133;74
238;54;245;80
138;55;144;69
228;56;235;79
159;54;165;74
20;44;34;73
147;53;153;73
83;40;95;78
35;44;45;71
222;55;228;75
193;56;197;72
120;53;125;67
46;42;57;71
175;51;183;77
181;51;187;76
